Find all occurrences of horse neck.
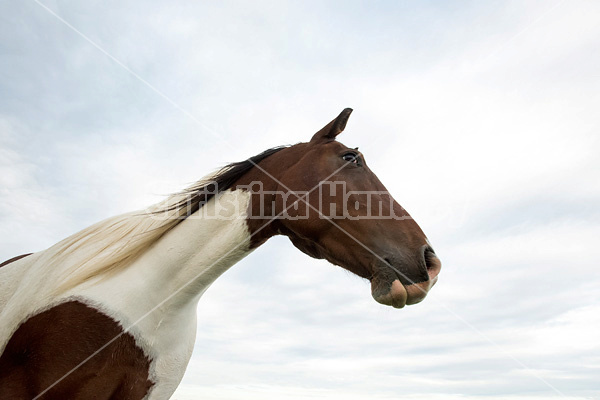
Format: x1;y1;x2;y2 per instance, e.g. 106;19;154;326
0;189;258;356
113;189;256;308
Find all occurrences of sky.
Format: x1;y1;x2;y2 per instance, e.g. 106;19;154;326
1;0;599;399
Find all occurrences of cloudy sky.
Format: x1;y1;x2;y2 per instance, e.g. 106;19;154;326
1;0;599;399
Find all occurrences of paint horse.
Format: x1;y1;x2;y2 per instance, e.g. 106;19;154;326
0;109;441;399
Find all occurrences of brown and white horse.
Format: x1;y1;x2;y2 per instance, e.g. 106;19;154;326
0;109;441;399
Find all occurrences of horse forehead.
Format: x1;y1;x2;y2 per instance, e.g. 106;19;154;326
322;140;351;152
294;140;351;159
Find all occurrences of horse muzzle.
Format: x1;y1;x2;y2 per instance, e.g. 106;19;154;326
370;246;441;309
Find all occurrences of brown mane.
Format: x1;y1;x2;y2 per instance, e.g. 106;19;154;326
161;146;287;217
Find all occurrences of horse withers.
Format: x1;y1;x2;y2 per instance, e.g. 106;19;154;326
0;108;441;399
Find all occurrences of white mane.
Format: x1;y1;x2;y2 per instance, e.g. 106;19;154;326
50;194;189;294
31;146;287;295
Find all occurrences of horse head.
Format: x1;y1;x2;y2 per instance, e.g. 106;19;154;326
237;108;441;308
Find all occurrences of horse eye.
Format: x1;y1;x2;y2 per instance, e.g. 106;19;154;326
342;153;359;163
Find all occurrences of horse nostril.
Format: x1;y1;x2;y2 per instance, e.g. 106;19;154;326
424;249;435;271
422;246;441;280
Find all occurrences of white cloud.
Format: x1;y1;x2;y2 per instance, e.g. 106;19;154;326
1;0;598;399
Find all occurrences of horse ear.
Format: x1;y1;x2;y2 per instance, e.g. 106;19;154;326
310;108;353;142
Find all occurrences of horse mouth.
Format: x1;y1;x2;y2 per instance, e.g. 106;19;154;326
370;254;441;309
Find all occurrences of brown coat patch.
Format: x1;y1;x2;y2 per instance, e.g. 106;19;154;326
0;301;153;399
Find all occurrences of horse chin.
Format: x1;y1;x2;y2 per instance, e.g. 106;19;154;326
372;279;408;308
371;278;438;309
